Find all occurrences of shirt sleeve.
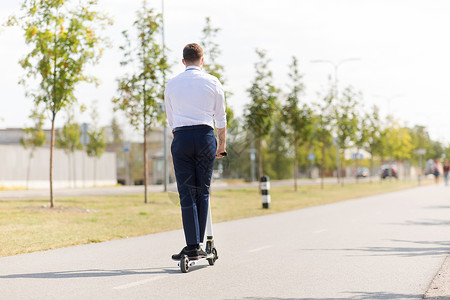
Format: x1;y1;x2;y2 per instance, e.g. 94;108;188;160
164;86;174;130
213;81;227;129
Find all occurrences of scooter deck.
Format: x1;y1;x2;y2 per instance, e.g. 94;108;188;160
177;253;215;268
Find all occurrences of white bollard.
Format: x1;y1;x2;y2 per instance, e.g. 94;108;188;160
260;176;271;209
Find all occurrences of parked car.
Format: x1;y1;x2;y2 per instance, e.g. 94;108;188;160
381;167;397;179
356;167;370;178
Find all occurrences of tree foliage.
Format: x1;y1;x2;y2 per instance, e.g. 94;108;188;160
245;49;279;178
8;0;111;207
201;17;234;128
112;3;168;203
21;107;47;189
280;56;313;190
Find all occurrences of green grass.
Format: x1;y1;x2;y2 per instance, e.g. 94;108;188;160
0;179;427;257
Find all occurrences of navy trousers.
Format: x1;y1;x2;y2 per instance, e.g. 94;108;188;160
171;125;217;246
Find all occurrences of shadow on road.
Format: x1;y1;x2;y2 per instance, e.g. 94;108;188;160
230;291;423;299
425;205;450;210
390;218;450;227
301;239;450;258
0;267;181;279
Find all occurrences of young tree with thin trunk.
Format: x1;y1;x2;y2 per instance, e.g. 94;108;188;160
245;49;279;180
365;105;382;183
335;86;359;185
314;84;334;189
56;112;82;188
21;107;47;189
112;3;168;204
201;17;234;127
280;56;313;191
8;0;111;207
354;112;369;183
86;104;106;186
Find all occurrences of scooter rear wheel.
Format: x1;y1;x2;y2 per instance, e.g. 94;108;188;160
180;255;189;273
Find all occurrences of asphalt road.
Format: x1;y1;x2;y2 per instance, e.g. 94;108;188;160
1;184;450;299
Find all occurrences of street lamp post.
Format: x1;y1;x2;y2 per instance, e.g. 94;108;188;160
311;58;360;183
373;94;403;117
414;149;426;185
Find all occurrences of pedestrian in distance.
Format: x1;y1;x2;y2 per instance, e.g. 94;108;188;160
433;157;442;184
444;159;450;186
164;43;227;261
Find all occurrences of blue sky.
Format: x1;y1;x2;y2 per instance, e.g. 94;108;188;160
1;0;450;143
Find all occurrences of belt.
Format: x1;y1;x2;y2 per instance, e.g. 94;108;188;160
172;124;213;134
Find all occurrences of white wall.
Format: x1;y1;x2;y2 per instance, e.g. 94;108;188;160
0;145;116;189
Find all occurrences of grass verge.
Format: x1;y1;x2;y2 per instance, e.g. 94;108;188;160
0;179;427;256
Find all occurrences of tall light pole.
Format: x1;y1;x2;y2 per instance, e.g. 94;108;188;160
373;94;403;117
311;58;360;183
161;0;169;191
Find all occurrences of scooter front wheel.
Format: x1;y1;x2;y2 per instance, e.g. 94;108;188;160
208;248;218;266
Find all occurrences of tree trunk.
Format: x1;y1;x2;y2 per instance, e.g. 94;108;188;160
340;149;345;186
73;150;76;188
68;151;72;188
370;152;374;184
50;113;55;208
144;124;148;204
257;138;263;180
355;148;359;184
94;157;97;187
321;143;325;190
294;143;298;192
26;150;33;190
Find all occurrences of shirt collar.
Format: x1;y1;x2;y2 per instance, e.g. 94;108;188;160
185;66;201;71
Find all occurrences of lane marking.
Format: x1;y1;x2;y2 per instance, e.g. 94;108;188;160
313;229;328;234
113;275;168;290
248;245;272;253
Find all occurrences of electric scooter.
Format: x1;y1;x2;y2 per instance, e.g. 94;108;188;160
178;195;219;273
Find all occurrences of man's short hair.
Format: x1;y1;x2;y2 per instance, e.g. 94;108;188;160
183;43;203;64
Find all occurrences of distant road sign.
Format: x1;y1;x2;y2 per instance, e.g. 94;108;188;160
308;153;315;161
123;142;131;152
352;153;363;160
414;149;426;155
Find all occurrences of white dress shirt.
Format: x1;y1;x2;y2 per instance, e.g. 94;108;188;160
164;66;227;131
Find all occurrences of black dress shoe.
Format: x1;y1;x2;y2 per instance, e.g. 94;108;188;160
172;246;197;260
171;246;208;261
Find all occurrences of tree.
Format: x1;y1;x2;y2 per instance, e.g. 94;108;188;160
383;117;414;179
8;0;111;207
280;56;313;191
365;105;383;183
264;114;293;180
201;17;234;127
314;84;334;189
56;111;82;188
354;106;369;183
21;107;47;189
110;115;124;146
86;104;106;186
335;86;359;185
112;3;168;203
200;17;236;181
245;49;279;179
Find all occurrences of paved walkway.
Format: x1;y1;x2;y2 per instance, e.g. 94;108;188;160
1;184;450;299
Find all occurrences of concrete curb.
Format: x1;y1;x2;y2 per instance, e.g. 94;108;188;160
424;255;450;299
